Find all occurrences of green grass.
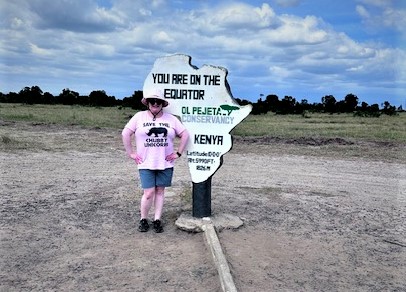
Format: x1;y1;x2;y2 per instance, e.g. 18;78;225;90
1;103;405;142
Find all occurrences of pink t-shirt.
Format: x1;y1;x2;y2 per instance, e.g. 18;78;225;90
124;111;186;170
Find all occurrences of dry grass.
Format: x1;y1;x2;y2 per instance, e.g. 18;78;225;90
0;103;134;129
1;103;405;142
232;112;406;142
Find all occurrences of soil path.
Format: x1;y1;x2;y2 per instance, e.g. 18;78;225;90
1;122;405;291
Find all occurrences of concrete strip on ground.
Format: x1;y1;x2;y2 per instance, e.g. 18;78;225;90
175;213;242;292
202;220;238;292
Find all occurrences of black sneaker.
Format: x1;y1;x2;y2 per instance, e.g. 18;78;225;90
138;219;149;232
152;220;163;233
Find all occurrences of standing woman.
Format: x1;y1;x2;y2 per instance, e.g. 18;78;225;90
122;89;189;233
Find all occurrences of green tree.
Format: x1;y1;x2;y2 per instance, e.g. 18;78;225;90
252;98;268;115
88;90;115;107
265;94;279;112
122;90;144;109
58;88;79;105
382;101;397;116
278;96;296;114
343;93;358;112
322;95;336;113
43;92;56;104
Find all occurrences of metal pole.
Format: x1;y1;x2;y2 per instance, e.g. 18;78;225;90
192;177;212;218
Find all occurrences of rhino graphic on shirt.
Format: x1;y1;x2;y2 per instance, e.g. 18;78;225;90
146;127;168;137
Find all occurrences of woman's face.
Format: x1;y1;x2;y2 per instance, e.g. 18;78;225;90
147;98;163;113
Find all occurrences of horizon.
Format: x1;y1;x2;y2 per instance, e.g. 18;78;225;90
1;85;401;109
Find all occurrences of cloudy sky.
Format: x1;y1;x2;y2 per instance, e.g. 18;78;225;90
1;0;405;107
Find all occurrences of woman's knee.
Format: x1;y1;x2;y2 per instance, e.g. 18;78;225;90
155;186;165;196
143;188;155;200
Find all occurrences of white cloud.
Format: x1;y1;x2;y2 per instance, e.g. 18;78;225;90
274;0;301;8
197;3;280;32
10;18;25;30
29;42;53;56
0;0;404;105
356;0;389;8
154;31;175;44
266;15;328;45
24;0;125;32
269;65;292;78
355;5;370;18
381;8;406;32
356;1;406;33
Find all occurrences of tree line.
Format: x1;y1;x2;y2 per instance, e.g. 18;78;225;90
0;85;402;117
237;93;401;116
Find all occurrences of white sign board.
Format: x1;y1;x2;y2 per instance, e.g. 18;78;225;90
143;54;252;183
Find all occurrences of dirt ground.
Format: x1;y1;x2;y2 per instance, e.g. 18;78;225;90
1;121;405;291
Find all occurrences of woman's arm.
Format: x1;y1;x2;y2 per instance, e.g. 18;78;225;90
165;129;189;162
122;127;135;157
176;129;189;156
122;127;143;164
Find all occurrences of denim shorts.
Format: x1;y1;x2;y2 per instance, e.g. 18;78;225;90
138;168;174;189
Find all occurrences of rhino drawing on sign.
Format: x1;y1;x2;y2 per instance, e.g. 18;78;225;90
146;127;168;137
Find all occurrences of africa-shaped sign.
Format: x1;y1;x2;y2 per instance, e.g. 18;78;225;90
143;54;252;183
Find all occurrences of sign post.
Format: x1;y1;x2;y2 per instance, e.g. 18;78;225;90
143;54;252;217
192;177;212;217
